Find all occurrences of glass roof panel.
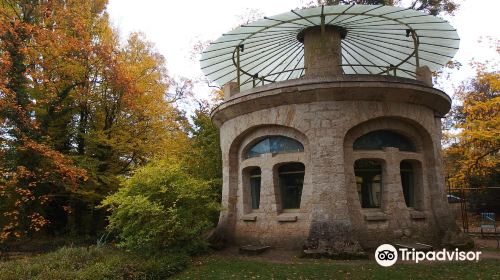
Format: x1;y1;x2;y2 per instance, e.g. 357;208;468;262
200;5;459;89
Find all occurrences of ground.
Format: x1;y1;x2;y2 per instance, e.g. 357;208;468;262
173;243;500;280
0;237;499;279
174;257;499;279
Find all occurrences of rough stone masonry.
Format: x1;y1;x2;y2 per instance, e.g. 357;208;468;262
210;25;472;256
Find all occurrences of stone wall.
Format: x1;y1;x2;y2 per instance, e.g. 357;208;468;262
212;76;460;251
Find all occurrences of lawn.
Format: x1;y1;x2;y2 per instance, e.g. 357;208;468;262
1;246;499;279
173;256;500;280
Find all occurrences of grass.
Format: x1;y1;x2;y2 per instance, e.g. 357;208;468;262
173;256;500;280
0;246;188;280
2;244;499;279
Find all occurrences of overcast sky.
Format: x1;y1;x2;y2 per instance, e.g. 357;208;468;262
107;0;499;101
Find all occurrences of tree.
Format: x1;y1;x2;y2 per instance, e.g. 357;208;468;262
312;0;458;15
0;0;90;241
443;57;499;212
182;101;223;215
0;0;189;240
185;102;222;182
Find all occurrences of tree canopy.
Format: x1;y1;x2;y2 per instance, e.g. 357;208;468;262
444;60;500;188
0;0;193;240
312;0;458;15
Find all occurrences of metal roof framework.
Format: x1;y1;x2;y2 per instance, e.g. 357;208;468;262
200;5;460;90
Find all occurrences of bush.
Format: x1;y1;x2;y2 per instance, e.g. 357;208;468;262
0;246;188;280
101;160;219;253
467;188;500;214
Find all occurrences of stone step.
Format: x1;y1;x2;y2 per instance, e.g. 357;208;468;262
395;242;433;251
239;245;271;255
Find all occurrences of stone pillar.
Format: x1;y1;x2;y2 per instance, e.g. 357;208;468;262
260;155;278;214
382;147;412;238
301;26;345;78
416;66;433;87
223;81;240;101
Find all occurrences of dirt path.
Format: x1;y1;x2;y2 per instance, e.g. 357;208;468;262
208;238;500;264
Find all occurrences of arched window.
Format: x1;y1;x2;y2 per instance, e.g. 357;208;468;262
246;136;304;158
354;160;382;208
400;161;415;208
353;130;416;152
278;163;305;209
249;167;261;209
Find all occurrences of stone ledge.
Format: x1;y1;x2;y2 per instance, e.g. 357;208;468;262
241;214;257;222
364;212;388;221
410;210;426;220
239;245;271;255
277;214;298;222
211;75;452;126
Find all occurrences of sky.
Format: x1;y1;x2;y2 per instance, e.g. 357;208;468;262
107;0;500;102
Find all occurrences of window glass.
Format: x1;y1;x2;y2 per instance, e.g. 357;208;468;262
354;160;382;208
400;161;415;208
249;168;261;209
353;130;416;152
278;163;305;209
246;136;303;158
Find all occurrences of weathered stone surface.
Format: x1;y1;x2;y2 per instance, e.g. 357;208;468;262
204;227;227;250
212;70;467;253
223;81;240;101
442;230;475;250
239;245;271;255
395;242;433;252
302;26;344;77
416;65;433;87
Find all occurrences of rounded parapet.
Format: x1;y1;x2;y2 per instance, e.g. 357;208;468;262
211;75;451;127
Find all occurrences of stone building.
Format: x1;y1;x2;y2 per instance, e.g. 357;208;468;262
201;5;472;253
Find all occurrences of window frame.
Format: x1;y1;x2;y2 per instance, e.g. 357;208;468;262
354;159;384;209
353;130;416;152
249;167;262;210
244;136;304;159
277;162;305;211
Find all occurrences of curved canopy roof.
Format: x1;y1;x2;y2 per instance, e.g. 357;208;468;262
200;5;459;90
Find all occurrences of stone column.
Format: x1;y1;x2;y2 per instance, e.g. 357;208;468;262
260;155;278;215
301;26;345;78
382;147;412;238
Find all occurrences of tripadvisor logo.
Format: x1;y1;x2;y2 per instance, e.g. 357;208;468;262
375;244;398;267
375;244;482;267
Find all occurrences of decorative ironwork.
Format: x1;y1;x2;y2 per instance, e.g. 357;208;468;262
200;5;459;90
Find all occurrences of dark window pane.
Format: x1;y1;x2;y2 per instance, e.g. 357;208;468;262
279;163;305;209
400;161;415;207
249;168;261;209
269;137;303;153
353;130;416;152
247;138;270;158
354;160;382;208
246;136;304;158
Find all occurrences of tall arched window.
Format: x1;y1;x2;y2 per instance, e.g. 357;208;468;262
400;161;415;208
353;130;416;152
246;136;304;158
249;167;262;209
354;160;382;208
278;163;305;209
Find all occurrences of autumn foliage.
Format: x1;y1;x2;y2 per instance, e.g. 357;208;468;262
443;49;500;213
443;62;499;187
0;0;196;242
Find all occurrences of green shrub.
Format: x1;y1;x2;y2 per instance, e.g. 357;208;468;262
0;246;187;280
101;160;219;252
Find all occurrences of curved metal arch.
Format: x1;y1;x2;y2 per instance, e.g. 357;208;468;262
200;5;459;89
